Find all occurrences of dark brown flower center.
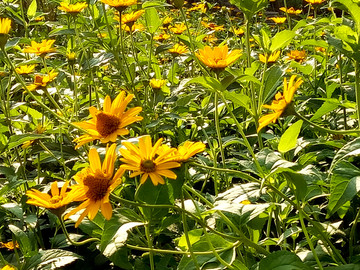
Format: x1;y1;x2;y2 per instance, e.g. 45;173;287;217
96;112;121;137
83;175;110;201
140;159;156;173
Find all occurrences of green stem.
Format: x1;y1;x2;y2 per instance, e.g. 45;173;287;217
145;222;155;270
214;92;226;190
355;61;360;128
349;206;360;261
59;217;100;246
299;208;324;270
295;111;360;134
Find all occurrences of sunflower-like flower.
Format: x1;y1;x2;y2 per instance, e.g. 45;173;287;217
232;28;245;36
305;0;325;4
64;144;124;227
120;136;181;186
101;0;137;12
0;241;19;250
196;45;242;70
287;50;306;62
279;7;302;15
1;265;16;270
259;51;281;64
162;16;173;27
0;18;11;48
15;64;36;74
149;78;166;89
153;33;171;41
26;70;58;92
121;23;145;32
169;23;187;34
73;91;143;149
26;181;72;211
115;10;144;27
257;75;303;132
168;43;189;56
269;17;286;24
58;2;88;14
23;40;56;57
201;21;224;31
175;141;206;162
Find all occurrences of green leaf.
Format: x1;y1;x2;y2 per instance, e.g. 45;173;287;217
178;229;203;251
282;170;308;201
328;161;360;217
269;30;296;52
223;90;252;113
331;137;360;169
333;0;360;34
185;76;222;92
258;250;313;270
229;0;268;18
8;225;32;256
310;100;339;121
263;65;285;103
7;134;50;150
278;120;303;153
1;203;23;219
27;0;37;18
145;7;161;34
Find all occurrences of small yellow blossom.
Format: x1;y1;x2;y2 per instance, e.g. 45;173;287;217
279;7;302;15
168;43;189;56
269;17;287;24
15;64;36;74
150;78;167;89
196;45;242;70
287;50;306;62
259;51;280;64
169;23;187;34
58;2;88;14
23;40;56;57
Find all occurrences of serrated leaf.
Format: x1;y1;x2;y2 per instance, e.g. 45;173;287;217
278;120;303;153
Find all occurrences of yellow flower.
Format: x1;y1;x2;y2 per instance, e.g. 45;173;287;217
201;21;224;31
169;23;187;34
203;34;218;44
315;47;326;53
26;70;58;92
58;2;88;14
115;10;144;26
15;64;36;74
64;144;124;227
175;141;206;162
121;22;145;32
287;50;306;62
153;33;171;41
35;16;45;21
188;2;207;13
67;52;76;61
101;0;137;12
1;265;16;270
168;43;189;56
259;51;280;64
120;136;181;186
279;7;302;15
149;78;166;89
196;45;242;70
269;17;287;24
22;123;47;149
257;75;303;132
305;0;325;4
233;28;245;36
23;40;56;56
0;18;11;34
0;241;19;250
26;181;72;209
73;91;143;149
162;16;173;26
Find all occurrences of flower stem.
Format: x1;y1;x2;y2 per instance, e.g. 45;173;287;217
145;222;155;270
355;61;360;128
59;217;100;246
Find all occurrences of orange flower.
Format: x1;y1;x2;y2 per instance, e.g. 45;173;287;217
168;43;189;56
269;17;287;24
196;45;242;70
26;70;58;92
15;64;36;74
153;33;171;41
169;23;187;34
279;7;302;15
58;2;88;14
101;0;137;12
305;0;325;4
115;10;144;26
232;28;245;36
201;21;224;31
257;75;303;132
23;40;56;56
287;50;306;62
121;23;145;32
0;241;19;250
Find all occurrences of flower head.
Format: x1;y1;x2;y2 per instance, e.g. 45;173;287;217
259;51;280;64
196;45;242;70
162;16;173;27
153;33;171;41
26;70;58;92
257;75;303;132
232;28;245;36
15;64;36;74
269;17;286;24
175;141;206;162
101;0;137;12
149;78;166;89
279;7;302;15
58;2;88;14
116;10;144;26
0;18;11;34
287;50;306;62
169;23;187;34
73;91;143;149
0;241;19;250
120;136;181;186
201;21;224;31
64;144;124;227
168;43;189;56
1;265;16;270
121;23;144;32
305;0;325;4
26;181;72;210
23;40;56;57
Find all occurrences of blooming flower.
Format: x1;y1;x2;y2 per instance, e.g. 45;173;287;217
121;23;145;32
175;141;206;162
120;136;181;186
73;91;143;149
201;21;224;31
0;241;19;250
305;0;325;4
168;43;189;56
26;181;72;210
287;50;306;62
279;7;302;15
58;2;88;14
64;144;124;227
169;23;187;34
116;10;144;26
15;64;36;74
149;78;166;89
101;0;137;12
153;33;171;41
196;45;242;70
232;28;245;36
26;70;58;92
203;34;218;44
23;40;56;56
0;18;11;34
257;75;303;132
269;17;287;24
22;123;47;149
1;265;16;270
259;51;280;64
162;16;173;27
